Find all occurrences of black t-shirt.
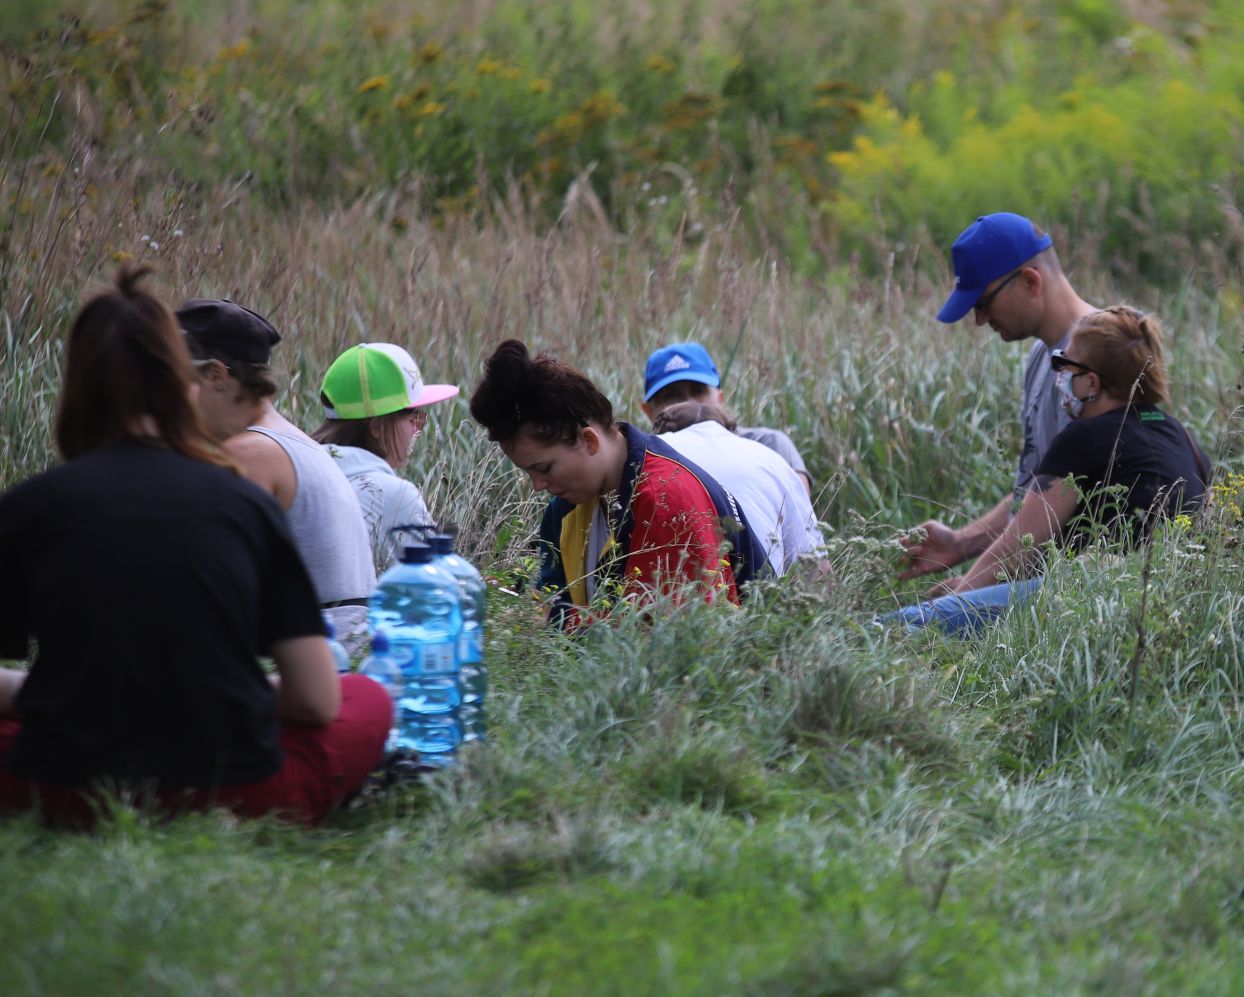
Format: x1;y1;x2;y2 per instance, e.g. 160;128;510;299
0;440;326;789
1035;403;1209;551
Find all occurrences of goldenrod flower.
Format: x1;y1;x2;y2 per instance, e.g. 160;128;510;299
529;77;552;94
580;91;624;123
357;75;390;94
418;101;446;117
216;39;251;62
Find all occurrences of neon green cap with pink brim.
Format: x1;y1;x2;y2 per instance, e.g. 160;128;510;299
321;343;459;420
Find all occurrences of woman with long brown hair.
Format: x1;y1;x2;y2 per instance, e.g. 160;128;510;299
0;267;391;825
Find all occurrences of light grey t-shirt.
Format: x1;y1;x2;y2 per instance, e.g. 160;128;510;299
323;443;431;571
737;425;809;481
1013;333;1071;509
246;426;377;605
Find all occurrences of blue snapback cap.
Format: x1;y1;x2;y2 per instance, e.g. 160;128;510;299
937;213;1053;323
644;342;721;400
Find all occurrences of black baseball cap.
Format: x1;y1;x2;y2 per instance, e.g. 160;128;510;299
177;298;281;364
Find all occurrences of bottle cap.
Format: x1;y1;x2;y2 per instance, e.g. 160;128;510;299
429;533;455;555
399;543;434;563
371;631;390;652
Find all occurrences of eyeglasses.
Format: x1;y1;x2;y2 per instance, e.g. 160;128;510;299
974;268;1025;314
1050;349;1097;376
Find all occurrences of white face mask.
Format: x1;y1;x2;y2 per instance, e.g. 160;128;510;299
1055;369;1097;419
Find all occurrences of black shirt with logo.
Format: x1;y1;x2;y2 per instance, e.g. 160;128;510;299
1035;403;1210;551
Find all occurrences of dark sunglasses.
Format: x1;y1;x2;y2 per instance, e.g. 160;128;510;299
1050;349;1097;375
974;267;1025;313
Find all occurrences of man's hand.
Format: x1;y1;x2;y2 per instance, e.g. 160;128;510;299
898;520;963;580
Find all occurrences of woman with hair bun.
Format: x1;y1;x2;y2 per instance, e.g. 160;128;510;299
0;266;391;825
888;305;1211;636
470;339;767;628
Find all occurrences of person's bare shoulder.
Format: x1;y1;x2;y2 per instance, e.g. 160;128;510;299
225;431;297;508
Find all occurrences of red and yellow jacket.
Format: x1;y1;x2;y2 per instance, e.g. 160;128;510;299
536;423;767;628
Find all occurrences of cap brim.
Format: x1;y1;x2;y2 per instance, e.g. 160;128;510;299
643;371;719;401
410;384;460;408
937;286;984;324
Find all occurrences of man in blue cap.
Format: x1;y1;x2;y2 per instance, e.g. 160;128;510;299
641;341;813;496
899;212;1096;593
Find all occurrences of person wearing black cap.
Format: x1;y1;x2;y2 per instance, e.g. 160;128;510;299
179;299;376;651
897;213;1096;598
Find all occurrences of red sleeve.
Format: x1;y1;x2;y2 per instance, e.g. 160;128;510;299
622;456;739;606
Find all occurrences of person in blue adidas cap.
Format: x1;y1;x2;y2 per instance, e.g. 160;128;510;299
641;341;813;496
897;212;1096;599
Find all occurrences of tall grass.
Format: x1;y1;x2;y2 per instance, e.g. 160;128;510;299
3;2;1244;992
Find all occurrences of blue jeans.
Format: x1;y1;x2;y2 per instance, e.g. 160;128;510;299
879;576;1044;638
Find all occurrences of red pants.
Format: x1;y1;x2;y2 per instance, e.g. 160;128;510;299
0;674;392;827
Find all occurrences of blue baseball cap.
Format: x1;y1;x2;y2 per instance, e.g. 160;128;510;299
937;213;1053;323
644;342;721;400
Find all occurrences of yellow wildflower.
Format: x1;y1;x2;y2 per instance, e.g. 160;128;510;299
1173;514;1193;530
216;39;250;62
475;57;503;76
645;54;676;74
550;110;585;143
392;93;416;111
418;42;444;64
580;91;624;124
775;135;817;157
418;101;446;117
357;75;390;94
529;77;552;94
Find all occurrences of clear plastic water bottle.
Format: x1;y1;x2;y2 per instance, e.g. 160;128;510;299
358;630;401;753
430;532;487;743
324;615;351;674
368;543;463;765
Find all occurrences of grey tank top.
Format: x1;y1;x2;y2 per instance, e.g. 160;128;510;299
246;426;376;604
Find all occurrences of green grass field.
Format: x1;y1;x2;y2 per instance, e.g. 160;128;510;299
2;1;1244;993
